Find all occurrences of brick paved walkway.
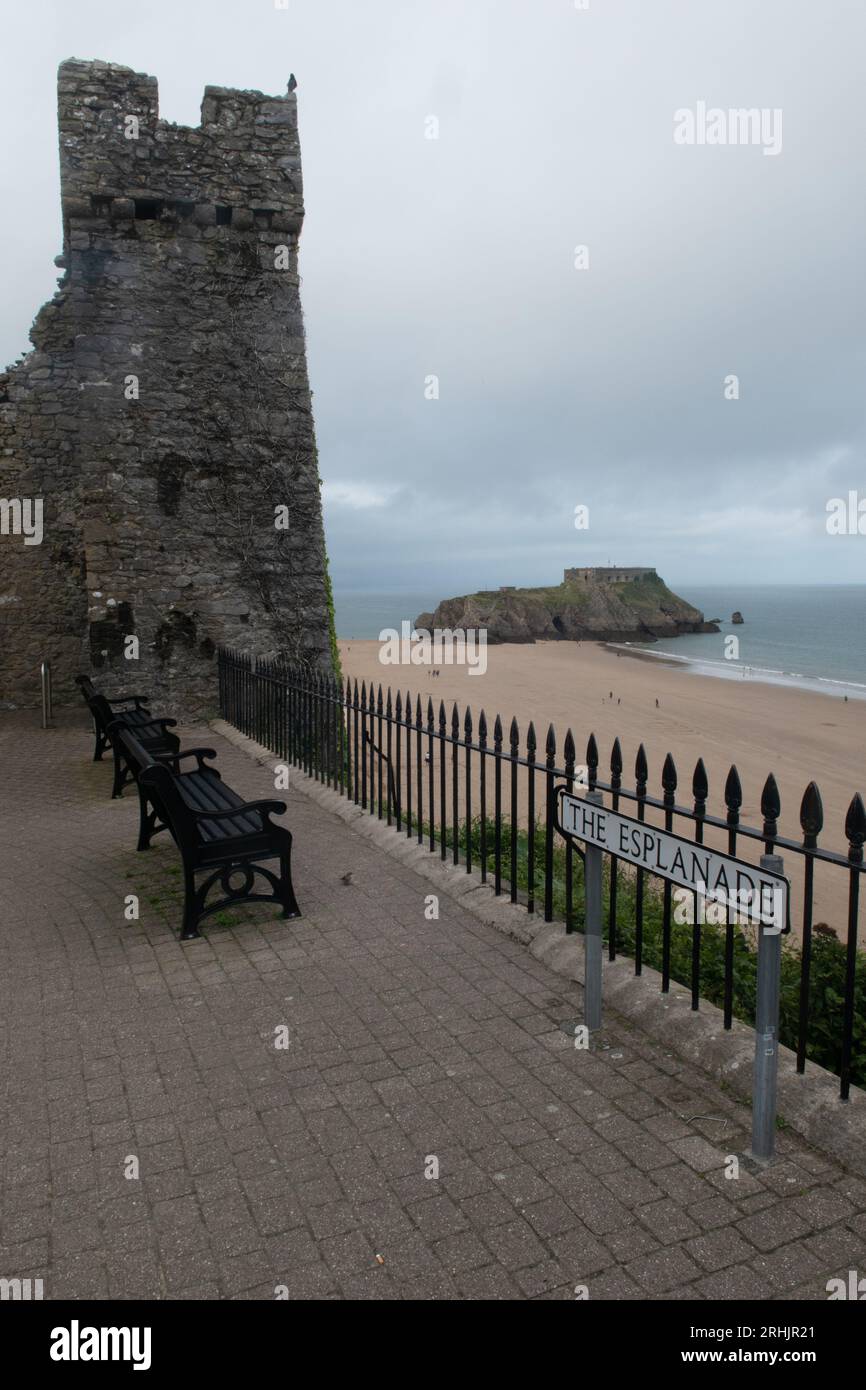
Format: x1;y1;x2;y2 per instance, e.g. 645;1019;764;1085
1;711;865;1301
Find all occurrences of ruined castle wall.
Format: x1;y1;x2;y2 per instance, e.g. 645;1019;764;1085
0;59;332;715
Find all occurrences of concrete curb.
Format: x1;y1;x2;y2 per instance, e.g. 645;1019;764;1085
211;719;866;1177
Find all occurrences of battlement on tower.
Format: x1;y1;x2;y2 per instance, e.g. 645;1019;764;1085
57;59;304;235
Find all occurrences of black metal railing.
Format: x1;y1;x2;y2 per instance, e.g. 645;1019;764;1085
218;649;865;1099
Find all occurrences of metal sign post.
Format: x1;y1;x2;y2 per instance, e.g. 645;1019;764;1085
40;659;53;729
751;853;785;1162
582;790;604;1031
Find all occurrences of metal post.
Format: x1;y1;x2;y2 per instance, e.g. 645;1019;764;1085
583;789;604;1031
751;853;784;1161
40;660;52;729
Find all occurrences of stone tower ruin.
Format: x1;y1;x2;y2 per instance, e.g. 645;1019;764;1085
0;59;333;715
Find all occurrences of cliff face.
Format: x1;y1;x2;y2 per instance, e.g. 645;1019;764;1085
416;574;717;645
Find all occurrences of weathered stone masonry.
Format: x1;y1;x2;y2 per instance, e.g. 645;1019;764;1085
0;59;333;715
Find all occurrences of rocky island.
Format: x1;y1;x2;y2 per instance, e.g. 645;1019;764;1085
416;566;718;645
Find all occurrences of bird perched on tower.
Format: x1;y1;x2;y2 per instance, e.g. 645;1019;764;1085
288;73;297;92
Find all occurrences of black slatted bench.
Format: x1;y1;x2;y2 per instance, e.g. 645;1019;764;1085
75;674;180;798
75;674;155;762
111;725;219;851
114;725;301;941
105;708;181;800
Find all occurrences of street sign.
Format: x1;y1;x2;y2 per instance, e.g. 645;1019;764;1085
554;783;788;1162
556;786;789;932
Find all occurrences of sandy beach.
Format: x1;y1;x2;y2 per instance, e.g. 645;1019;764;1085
338;638;866;940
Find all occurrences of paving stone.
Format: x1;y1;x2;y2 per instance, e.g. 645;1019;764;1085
462;1191;516;1228
599;1168;665;1209
483;1218;548;1270
625;1245;703;1293
651;1162;714;1205
275;1262;340;1300
635;1198;702;1245
686;1195;740;1230
802;1223;866;1268
693;1263;772;1300
642;1113;695;1142
372;1232;440;1278
736;1203;812;1253
433;1229;491;1273
583;1266;647;1300
737;1191;781;1216
791;1189;855;1229
684;1226;756;1271
513;1258;574;1297
756;1159;822;1196
338;1268;402;1299
453;1263;521;1299
524;1195;582;1239
407;1195;468;1240
749;1242;824;1294
604;1224;661;1263
670;1136;730;1174
548;1225;615;1278
307;1203;360;1241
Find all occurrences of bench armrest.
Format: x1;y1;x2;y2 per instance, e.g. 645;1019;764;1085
108;715;178;735
194;798;287;825
158;747;219;772
109;693;150;710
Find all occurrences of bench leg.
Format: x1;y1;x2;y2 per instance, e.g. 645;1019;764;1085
111;746;132;800
180;867;201;941
280;847;301;919
94;726;107;761
137;790;156;851
111;744;122;799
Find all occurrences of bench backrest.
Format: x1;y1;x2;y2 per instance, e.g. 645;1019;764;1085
138;759;199;847
87;691;118;734
75;674;98;706
116;727;198;846
75;677;157;734
111;724;159;786
99;704;179;756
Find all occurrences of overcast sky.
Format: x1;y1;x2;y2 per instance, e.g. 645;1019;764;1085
2;0;865;594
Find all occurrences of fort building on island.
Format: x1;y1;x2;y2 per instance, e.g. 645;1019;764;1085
563;566;657;585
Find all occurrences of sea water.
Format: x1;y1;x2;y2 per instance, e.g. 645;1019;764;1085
625;584;866;700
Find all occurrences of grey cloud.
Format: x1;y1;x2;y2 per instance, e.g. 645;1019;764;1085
1;0;863;591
